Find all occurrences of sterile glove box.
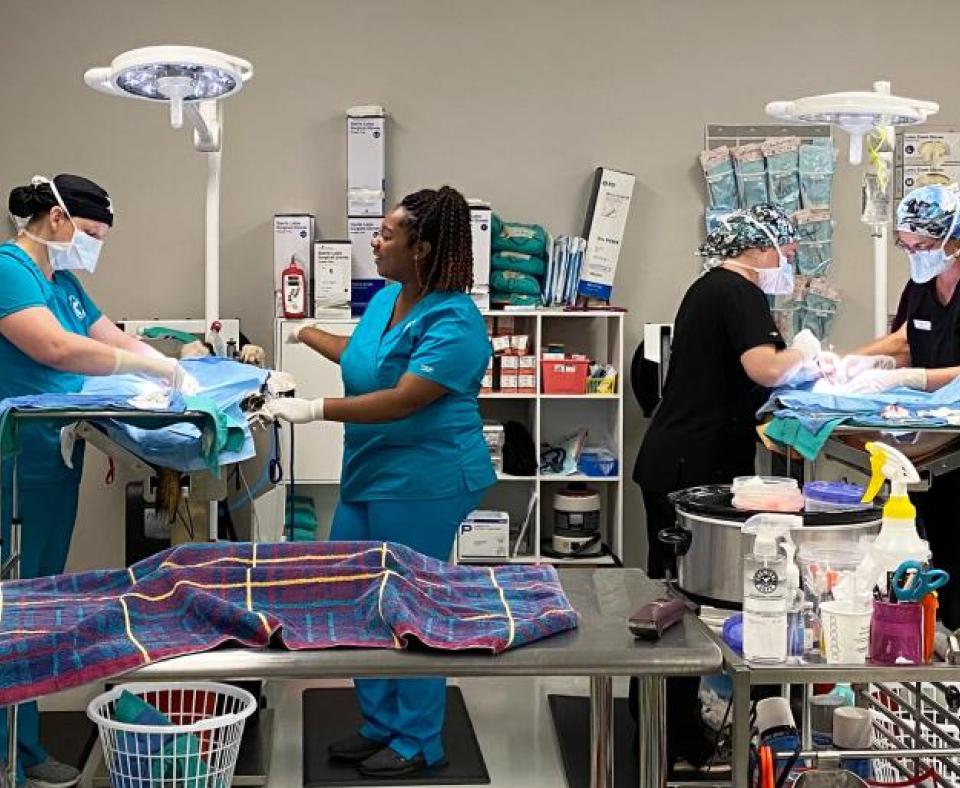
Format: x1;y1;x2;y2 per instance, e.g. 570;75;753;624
458;511;511;559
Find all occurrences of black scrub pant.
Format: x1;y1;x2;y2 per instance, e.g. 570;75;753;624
629;488;716;769
914;467;960;630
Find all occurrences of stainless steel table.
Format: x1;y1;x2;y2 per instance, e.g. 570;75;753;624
122;568;723;788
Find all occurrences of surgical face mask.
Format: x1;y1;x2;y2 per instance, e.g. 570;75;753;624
20;178;103;274
907;204;960;284
742;215;795;295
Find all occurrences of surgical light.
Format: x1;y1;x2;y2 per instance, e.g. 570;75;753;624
84;46;253;334
85;46;251;133
766;81;938;165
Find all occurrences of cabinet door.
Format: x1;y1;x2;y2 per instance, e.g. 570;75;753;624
277;320;356;482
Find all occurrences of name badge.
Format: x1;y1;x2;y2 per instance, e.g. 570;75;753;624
913;319;932;331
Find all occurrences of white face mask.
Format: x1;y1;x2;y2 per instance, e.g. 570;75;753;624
742;216;795;295
907;208;960;284
20;178;103;274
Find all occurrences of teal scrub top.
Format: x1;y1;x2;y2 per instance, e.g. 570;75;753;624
0;242;102;484
339;284;496;502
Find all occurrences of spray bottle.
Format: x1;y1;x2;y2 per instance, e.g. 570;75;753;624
742;514;802;664
282;255;308;319
856;441;930;596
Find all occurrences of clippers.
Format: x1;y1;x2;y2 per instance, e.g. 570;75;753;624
627;597;688;640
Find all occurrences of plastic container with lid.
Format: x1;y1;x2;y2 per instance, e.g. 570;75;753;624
803;481;868;513
732;476;804;512
797;542;866;602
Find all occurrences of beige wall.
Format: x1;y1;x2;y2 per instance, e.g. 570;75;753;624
0;0;955;570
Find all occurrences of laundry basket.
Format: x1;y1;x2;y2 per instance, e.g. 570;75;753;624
87;682;257;788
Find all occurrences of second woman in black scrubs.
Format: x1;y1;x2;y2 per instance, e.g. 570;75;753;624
848;184;960;628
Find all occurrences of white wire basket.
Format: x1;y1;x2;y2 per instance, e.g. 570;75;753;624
870;683;960;787
87;682;257;788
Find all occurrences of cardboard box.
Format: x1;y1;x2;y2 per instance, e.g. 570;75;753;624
458;511;511;559
480;373;494;394
495;316;516;335
313;240;351;315
500;371;519;392
348;216;384;313
491;335;511;355
469;199;492;299
274;214;315;317
347;106;386;216
499;355;519;370
518;355;537;371
518;373;536;394
579;167;636;302
510;334;530;356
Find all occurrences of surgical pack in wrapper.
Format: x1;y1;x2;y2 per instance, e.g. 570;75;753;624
700;147;739;210
800;277;841;340
762;137;801;216
733;143;769;209
799;141;835;209
794;208;834;277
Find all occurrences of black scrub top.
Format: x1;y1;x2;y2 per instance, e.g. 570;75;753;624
634;267;785;493
892;280;960;368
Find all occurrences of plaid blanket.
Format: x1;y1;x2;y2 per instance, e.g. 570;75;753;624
0;541;577;705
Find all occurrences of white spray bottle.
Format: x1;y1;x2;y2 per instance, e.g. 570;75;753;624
856;441;930;596
742;514;802;664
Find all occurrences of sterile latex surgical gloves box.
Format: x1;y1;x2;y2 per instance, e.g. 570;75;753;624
349;217;384;314
579;167;636;302
313;241;352;317
347;106;386;217
274;215;315;317
458;511;511;559
469;200;492;310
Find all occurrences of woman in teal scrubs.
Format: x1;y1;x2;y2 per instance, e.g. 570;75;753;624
0;175;191;787
269;186;495;779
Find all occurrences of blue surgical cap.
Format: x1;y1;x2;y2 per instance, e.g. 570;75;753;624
896;184;960;240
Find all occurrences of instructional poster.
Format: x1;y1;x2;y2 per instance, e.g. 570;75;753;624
898;131;960;198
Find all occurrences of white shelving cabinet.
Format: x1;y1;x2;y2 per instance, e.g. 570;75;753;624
274;310;625;565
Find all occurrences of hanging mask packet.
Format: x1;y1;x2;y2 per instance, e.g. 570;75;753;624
794;208;834;277
801;277;841;340
762;137;801;216
799;141;835;209
700;146;740;210
732;143;769;208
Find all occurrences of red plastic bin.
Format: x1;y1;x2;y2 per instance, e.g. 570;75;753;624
541;358;589;394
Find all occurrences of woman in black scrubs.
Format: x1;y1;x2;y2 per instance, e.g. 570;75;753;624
849;184;960;628
631;204;823;771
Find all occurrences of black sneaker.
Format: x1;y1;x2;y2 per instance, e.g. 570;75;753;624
327;732;387;763
359;749;446;779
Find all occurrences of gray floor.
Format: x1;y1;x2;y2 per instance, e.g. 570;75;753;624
59;676;627;788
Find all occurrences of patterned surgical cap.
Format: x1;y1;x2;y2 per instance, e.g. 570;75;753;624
896;184;960;240
698;203;798;259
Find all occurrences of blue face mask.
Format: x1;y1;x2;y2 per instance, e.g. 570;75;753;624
20;177;104;274
907;202;960;284
745;216;795;296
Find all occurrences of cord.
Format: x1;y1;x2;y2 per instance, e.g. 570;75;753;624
286;423;296;541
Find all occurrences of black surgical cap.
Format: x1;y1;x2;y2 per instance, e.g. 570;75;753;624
9;174;114;227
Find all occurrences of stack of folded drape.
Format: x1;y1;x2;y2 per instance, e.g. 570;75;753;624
490;215;549;307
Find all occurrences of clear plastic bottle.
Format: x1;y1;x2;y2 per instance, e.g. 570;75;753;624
743;530;788;664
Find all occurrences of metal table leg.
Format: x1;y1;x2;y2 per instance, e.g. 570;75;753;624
636;675;666;788
5;456;20;787
731;667;751;788
589;676;613;788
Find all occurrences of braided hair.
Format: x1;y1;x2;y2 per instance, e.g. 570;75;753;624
397;186;474;293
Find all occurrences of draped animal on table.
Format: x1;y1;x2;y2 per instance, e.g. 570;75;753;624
0;541;578;705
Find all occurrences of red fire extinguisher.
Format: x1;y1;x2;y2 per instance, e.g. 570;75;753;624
282;255;307;319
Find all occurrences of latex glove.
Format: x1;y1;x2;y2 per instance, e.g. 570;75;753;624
238;344;265;366
843;367;928;395
266;397;325;424
114;350;198;394
167;362;201;395
790;329;822;363
285;324;315;344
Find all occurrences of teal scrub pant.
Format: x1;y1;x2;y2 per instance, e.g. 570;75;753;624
0;479;81;781
330;490;485;766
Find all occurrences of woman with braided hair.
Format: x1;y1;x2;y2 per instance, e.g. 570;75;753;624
269;185;494;778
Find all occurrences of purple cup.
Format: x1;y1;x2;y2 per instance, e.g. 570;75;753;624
870;600;923;665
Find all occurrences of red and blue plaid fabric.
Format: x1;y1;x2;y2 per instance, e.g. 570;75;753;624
0;541;577;705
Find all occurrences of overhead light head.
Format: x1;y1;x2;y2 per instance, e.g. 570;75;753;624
766;81;938;164
84;46;253;129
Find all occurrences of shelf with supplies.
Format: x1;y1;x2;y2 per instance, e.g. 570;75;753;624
274;310;624;566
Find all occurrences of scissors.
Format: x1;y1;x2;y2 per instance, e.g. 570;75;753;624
891;560;950;602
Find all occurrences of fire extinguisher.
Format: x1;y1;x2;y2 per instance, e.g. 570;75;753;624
282;256;307;319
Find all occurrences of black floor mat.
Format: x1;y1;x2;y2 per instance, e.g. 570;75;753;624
302;686;489;787
548;695;639;788
39;711;99;770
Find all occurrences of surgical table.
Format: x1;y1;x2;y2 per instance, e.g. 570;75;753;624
108;568;722;788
